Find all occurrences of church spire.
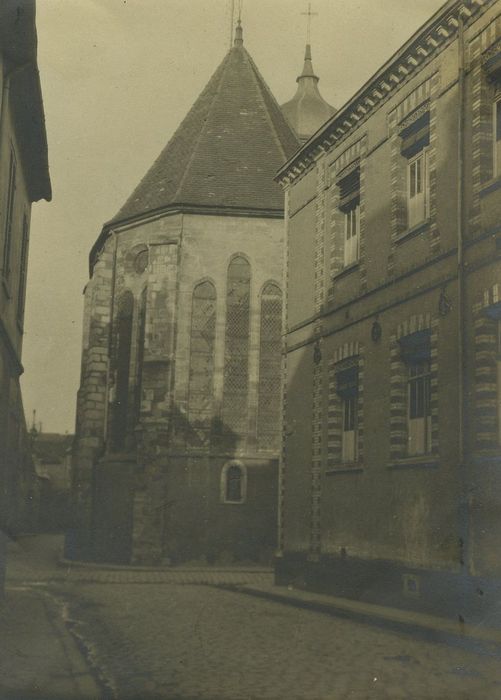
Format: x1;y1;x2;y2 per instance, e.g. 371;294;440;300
298;43;318;82
234;19;243;46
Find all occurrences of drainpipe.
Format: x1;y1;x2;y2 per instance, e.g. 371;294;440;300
457;15;469;581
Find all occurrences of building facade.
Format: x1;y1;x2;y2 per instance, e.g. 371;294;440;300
69;25;333;566
277;0;501;620
0;0;51;591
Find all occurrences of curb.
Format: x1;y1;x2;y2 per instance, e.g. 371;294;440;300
218;584;501;657
58;556;272;575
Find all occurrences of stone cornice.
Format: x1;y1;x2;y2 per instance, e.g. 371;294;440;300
89;203;284;276
276;0;493;187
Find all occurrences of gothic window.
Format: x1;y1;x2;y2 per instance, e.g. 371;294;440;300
134;287;147;423
257;283;282;450
134;248;149;274
221;461;246;504
222;256;251;439
111;291;134;451
188;281;216;447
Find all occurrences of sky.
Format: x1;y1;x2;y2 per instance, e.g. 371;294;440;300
22;0;446;434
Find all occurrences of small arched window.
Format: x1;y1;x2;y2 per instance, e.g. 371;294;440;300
221;461;247;504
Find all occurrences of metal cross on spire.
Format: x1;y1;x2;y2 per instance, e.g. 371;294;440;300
301;3;318;44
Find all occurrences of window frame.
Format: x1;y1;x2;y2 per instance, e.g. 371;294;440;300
343;202;360;268
406;148;429;229
341;392;358;463
407;359;432;456
220;461;247;504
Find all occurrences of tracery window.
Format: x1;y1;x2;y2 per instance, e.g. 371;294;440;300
111;291;133;451
257;283;282;450
134;287;147;424
188;281;216;447
222;257;251;439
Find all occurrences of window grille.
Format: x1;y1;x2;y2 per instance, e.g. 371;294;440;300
188;281;216;447
222;257;251;440
111;291;134;451
134;287;147;423
257;283;282;450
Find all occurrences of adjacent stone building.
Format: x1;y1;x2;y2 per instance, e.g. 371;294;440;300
0;0;51;591
276;0;501;620
69;23;333;565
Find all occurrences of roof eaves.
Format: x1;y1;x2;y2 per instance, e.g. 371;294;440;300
89;202;285;276
276;0;483;183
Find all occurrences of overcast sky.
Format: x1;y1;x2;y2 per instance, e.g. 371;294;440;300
22;0;445;434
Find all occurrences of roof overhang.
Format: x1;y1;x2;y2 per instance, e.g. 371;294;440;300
1;0;51;202
89;202;285;276
276;0;482;185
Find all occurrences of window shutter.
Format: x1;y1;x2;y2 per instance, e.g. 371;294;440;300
336;364;358;397
398;329;431;363
400;112;430;159
337;163;360;213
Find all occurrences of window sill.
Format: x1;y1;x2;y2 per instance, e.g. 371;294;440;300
332;261;359;281
221;499;246;505
388;456;439;471
325;464;363;476
480;176;501;199
395;220;430;244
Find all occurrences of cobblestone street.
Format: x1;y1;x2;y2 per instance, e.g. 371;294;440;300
2;536;501;699
53;581;501;700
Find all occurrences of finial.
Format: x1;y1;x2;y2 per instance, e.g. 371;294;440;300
234;18;243;46
301;3;318;44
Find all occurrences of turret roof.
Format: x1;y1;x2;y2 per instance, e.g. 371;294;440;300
281;44;336;143
109;23;299;225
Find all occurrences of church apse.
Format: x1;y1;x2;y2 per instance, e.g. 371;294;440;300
69;18;301;565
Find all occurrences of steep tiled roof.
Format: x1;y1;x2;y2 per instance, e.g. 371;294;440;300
110;26;299;224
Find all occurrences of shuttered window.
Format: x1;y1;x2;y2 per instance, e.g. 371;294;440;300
337;164;360;267
335;360;359;463
399;330;432;456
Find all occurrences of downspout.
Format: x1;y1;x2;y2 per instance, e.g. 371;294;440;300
457;16;469;581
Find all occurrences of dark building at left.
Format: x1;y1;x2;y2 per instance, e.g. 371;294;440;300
0;0;51;592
